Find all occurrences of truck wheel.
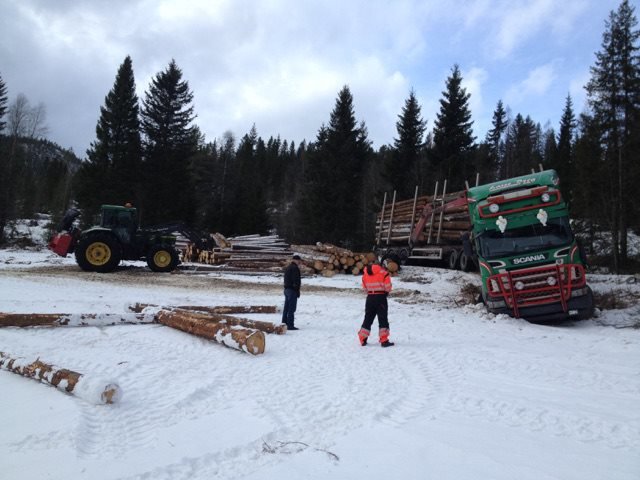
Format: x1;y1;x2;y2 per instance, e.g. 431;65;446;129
147;245;179;272
459;252;475;272
448;250;460;270
75;233;122;273
575;286;595;320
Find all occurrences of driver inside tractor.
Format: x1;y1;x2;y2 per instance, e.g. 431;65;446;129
102;208;137;246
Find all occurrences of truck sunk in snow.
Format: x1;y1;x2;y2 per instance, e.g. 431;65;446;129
374;170;594;322
467;170;593;322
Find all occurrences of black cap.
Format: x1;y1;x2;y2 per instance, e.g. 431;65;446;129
292;255;301;260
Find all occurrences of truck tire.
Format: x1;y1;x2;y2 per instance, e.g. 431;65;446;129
459;252;475;272
575;286;595;320
448;250;460;270
147;245;179;272
75;233;122;273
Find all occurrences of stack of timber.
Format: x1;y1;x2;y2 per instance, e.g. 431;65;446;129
292;243;377;277
376;189;470;246
182;233;291;271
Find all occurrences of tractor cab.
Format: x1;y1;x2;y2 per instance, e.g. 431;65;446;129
99;205;138;245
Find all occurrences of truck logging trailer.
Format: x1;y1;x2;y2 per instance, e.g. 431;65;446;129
375;170;594;323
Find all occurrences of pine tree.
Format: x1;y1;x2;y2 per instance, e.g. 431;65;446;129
585;0;640;269
0;73;7;133
76;56;142;220
385;89;426;198
140;59;199;225
432;65;476;190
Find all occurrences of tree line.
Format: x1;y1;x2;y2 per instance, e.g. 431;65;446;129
0;0;638;271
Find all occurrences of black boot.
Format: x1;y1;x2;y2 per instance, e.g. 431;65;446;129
381;340;395;347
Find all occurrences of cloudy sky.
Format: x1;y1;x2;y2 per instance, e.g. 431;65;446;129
0;0;629;156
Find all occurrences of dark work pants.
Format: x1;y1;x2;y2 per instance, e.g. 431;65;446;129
282;288;298;327
361;294;389;330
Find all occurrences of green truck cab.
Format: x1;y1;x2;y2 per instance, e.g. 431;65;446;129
466;170;594;322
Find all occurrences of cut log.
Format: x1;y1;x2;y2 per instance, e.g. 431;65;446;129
0;351;121;404
128;304;278;315
128;304;285;334
0;312;155;328
176;311;287;334
156;310;266;355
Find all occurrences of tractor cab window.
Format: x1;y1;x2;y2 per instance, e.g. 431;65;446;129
477;216;573;259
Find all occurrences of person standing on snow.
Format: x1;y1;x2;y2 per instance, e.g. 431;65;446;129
282;254;302;330
358;261;394;347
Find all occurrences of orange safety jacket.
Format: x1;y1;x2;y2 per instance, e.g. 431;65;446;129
362;264;392;295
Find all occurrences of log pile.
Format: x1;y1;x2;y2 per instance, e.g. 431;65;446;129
0;351;121;404
292;243;377;276
180;230;378;276
377;189;470;245
182;233;292;272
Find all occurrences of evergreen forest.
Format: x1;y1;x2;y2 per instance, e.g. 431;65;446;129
0;1;638;272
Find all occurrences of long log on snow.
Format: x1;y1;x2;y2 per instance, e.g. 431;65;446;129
129;303;278;315
0;312;156;328
156;310;266;355
177;311;286;334
128;304;286;334
0;351;121;404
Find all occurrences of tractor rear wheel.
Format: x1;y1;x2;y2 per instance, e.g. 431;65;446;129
75;233;122;273
147;245;179;272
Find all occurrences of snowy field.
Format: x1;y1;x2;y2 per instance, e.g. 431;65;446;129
0;248;639;480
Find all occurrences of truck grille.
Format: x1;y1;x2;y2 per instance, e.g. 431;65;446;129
487;264;586;318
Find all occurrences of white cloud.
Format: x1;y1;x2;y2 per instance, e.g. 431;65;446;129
505;63;557;106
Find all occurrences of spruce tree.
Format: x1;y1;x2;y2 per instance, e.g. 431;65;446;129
76;56;142;220
296;86;372;247
555;95;576;203
141;59;199;225
385;89;426;198
585;0;640;269
485;100;508;180
432;65;476;190
225;125;269;235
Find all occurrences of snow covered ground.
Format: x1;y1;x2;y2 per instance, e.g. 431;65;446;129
0;248;639;480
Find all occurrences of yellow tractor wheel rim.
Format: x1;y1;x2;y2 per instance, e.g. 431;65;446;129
153;250;172;268
86;242;111;266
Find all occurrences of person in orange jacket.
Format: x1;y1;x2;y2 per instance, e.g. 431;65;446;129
358;261;394;347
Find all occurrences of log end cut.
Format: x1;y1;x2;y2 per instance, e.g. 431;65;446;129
243;330;266;355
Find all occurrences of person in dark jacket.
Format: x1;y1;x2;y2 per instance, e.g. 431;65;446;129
282;254;302;330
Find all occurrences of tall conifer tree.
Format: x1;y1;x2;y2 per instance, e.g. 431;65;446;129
485;100;508;180
585;0;640;269
386;89;426;198
555;95;576;203
296;86;372;247
76;56;142;219
141;59;198;225
432;65;476;189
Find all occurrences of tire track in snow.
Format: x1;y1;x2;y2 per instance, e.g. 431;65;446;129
445;393;640;450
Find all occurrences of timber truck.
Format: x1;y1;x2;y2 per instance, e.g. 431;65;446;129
375;170;594;322
49;204;211;273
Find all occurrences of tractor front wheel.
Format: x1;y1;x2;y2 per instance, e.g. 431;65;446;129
147;245;179;272
75;233;122;273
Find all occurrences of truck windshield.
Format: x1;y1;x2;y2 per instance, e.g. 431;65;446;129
477;216;573;259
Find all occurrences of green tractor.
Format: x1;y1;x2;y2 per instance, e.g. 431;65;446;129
49;205;210;273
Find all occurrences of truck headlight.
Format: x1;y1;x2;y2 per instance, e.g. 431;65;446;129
547;276;557;286
489;203;500;213
541;193;551;202
515;281;525;290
